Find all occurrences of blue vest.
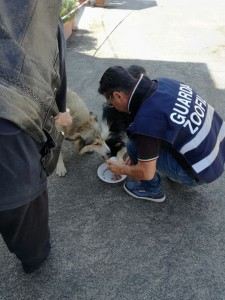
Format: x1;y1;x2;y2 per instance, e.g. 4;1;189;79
127;78;225;183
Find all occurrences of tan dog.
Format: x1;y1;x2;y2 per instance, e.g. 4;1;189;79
56;89;110;176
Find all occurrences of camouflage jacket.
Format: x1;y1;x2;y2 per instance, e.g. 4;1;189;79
0;0;66;145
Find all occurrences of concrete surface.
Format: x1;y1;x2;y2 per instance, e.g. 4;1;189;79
1;0;225;299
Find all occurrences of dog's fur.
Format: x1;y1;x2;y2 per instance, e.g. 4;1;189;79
56;89;110;176
102;65;148;160
101;106;131;160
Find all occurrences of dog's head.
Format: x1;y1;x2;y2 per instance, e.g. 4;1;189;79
100;120;127;159
126;65;148;78
65;112;111;159
104;133;126;157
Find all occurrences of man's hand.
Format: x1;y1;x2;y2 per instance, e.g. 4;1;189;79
124;156;132;166
54;109;72;127
106;160;125;175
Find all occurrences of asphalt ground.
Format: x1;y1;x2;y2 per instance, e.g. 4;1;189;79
1;0;225;299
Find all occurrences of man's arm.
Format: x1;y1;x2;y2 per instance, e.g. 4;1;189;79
54;19;72;129
107;158;157;180
107;134;159;180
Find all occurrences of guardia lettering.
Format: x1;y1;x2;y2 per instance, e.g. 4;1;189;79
170;84;206;134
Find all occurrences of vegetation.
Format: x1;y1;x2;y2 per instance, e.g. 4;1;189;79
60;0;80;23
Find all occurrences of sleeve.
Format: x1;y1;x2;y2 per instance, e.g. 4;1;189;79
55;18;67;112
135;134;160;161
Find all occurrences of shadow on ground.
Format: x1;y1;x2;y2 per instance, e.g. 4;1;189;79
0;24;225;300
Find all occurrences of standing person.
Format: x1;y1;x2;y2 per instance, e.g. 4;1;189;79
98;66;225;202
0;1;72;273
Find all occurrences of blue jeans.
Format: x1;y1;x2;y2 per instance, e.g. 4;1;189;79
126;139;201;190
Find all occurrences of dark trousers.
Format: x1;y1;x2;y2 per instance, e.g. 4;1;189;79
0;190;51;273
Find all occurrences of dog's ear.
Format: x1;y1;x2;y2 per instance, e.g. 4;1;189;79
90;111;98;121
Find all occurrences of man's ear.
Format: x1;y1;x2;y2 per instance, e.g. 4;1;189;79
115;91;129;105
113;91;121;100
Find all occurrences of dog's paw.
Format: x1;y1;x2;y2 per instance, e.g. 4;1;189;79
79;148;93;155
55;165;67;177
56;152;67;177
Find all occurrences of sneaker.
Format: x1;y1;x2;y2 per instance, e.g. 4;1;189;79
166;176;177;183
123;181;166;202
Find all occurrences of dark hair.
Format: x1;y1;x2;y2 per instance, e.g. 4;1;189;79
126;65;148;79
98;66;136;100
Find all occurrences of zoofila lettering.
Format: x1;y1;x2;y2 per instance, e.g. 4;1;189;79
170;84;207;134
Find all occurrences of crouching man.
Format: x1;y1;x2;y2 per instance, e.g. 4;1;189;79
98;66;225;202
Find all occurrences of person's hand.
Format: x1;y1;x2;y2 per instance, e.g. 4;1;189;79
54;109;72;127
106;160;124;175
124;155;132;166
